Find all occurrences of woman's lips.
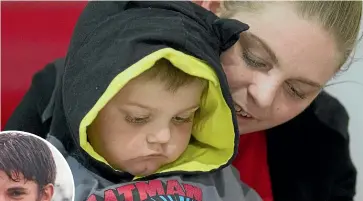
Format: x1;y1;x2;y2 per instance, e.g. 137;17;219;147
233;102;254;119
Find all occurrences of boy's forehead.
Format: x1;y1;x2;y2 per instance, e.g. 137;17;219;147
0;170;41;193
110;76;203;110
0;170;27;183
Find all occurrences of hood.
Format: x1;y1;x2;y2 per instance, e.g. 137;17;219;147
61;1;249;179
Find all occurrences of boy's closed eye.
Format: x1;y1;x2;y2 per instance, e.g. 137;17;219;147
123;106;199;125
172;114;194;124
7;187;27;199
125;115;150;124
124;113;196;125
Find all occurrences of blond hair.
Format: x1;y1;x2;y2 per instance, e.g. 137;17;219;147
219;1;362;68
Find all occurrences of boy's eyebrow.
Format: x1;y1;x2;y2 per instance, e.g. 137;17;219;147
7;186;27;192
125;102;200;112
179;105;200;113
125;102;152;110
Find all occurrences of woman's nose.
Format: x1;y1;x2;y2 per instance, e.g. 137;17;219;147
248;73;280;109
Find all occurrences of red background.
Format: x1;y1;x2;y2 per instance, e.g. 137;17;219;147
1;1;87;129
1;4;274;199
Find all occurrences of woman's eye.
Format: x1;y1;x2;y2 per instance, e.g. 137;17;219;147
242;51;267;69
285;82;306;100
125;115;149;124
172;116;193;124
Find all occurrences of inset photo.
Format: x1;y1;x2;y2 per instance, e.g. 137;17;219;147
0;130;74;201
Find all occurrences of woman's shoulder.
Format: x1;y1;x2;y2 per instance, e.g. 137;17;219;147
311;90;350;139
266;91;356;201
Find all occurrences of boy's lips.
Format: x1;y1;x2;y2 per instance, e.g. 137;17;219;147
130;154;167;165
142;154;167;160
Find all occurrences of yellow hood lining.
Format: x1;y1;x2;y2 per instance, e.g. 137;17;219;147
79;48;236;174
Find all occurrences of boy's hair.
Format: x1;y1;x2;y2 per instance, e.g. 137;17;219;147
0;132;57;189
143;59;207;92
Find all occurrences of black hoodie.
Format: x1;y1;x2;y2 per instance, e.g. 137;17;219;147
5;1;262;201
4;2;357;201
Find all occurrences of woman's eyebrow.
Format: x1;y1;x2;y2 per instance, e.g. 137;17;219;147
243;32;279;65
295;78;323;88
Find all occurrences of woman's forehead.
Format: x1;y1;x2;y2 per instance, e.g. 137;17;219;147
233;4;340;84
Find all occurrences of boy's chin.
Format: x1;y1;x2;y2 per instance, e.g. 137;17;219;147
126;163;161;177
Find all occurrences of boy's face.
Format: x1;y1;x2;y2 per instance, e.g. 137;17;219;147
88;75;204;176
0;171;53;201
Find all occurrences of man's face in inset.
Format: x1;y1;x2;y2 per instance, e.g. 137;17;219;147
0;171;53;201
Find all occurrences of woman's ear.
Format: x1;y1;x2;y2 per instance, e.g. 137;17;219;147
192;1;221;14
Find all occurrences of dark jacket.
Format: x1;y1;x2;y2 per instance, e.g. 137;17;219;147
6;61;356;201
265;90;356;201
5;1;263;201
4;1;356;201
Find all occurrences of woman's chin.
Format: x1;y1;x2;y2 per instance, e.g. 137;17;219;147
237;118;271;135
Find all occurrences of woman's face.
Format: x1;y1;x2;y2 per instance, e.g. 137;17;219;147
220;3;340;134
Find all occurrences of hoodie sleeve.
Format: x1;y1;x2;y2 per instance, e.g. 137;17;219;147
4;61;57;138
229;166;263;201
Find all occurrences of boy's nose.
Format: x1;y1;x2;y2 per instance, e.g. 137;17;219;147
147;127;171;144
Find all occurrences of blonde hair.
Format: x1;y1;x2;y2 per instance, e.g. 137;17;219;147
219;1;362;68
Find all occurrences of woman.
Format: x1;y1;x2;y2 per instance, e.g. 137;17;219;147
5;1;362;201
194;1;361;201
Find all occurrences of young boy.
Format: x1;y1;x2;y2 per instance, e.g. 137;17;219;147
0;132;56;201
86;59;207;178
5;1;261;201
